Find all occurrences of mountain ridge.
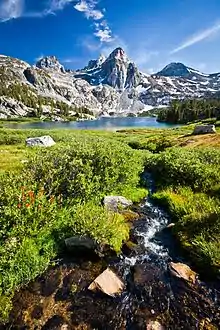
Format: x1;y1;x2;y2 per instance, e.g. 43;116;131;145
0;48;220;119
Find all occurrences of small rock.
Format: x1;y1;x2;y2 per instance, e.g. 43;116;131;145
65;236;97;252
166;223;175;229
169;262;197;284
120;210;139;222
132;264;161;286
122;240;138;256
26;135;56;147
146;320;164;330
103;196;132;212
193;125;216;135
51;116;65;122
88;267;124;296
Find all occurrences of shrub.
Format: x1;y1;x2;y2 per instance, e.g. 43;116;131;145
146;147;220;192
152;187;220;275
25;137;145;202
0;135;145;321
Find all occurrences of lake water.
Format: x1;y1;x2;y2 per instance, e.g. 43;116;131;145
6;117;179;130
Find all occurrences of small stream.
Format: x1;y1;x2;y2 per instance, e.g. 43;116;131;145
7;183;220;329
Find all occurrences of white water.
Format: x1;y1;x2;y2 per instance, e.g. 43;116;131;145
123;196;170;269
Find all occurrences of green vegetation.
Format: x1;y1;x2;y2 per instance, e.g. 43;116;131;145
145;148;220;276
1;124;220;321
0;128;146;322
158;98;220;123
0;67;93;119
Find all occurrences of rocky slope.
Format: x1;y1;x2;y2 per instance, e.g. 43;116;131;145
0;49;220;118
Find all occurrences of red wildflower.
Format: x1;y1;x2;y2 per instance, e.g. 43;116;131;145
49;196;55;204
26;203;30;208
28;191;34;197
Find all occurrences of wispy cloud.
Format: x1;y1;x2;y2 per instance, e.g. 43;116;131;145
171;21;220;54
74;0;114;42
0;0;24;22
35;54;45;62
61;57;81;64
0;0;114;43
0;1;76;22
74;0;103;20
47;0;74;13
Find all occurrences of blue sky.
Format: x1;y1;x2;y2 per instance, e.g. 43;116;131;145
1;0;220;73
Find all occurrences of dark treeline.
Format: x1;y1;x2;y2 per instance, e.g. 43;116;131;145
157;98;220;123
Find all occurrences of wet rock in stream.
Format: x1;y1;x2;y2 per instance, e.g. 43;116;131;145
6;196;220;329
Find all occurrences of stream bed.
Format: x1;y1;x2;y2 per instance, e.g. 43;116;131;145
6;191;220;329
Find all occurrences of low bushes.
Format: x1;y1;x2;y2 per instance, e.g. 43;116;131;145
146;147;220;192
0;136;146;322
148;147;220;276
153;187;220;275
26;137;145;202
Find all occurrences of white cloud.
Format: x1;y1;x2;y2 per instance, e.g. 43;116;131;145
0;0;114;44
35;54;45;62
48;0;74;12
171;21;220;54
0;0;24;22
0;0;75;22
74;1;113;42
94;28;112;42
74;0;103;20
61;57;81;64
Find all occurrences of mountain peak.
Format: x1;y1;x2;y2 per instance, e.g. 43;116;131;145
108;47;127;61
36;55;65;73
156;62;191;77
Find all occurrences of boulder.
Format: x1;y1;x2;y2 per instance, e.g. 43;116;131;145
103;196;132;211
65;236;97;252
88;268;125;296
26;135;56;147
166;223;175;229
132;264;161;286
169;262;197;284
193;125;216;135
120;210;139;222
146;320;164;330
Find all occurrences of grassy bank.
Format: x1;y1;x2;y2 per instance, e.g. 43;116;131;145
0;125;220;321
0;127;148;321
145;148;220;276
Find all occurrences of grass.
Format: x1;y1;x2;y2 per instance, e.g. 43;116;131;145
1;123;220;321
0;127;147;322
152;187;220;275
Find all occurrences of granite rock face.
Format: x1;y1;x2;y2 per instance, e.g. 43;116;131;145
1;49;220;118
36;56;65;73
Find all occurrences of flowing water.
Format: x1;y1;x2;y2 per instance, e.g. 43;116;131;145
7;182;220;329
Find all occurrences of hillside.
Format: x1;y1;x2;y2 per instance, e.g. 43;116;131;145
1;49;220;119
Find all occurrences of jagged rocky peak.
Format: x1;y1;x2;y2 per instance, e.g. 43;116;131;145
108;47;127;61
101;47;140;89
36;55;65;73
97;54;106;66
83;54;106;71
